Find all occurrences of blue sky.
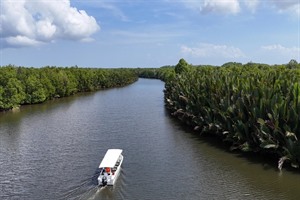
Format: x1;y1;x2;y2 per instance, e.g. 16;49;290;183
0;0;299;67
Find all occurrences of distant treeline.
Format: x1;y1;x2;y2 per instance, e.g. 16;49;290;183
136;66;175;82
164;59;300;170
0;65;138;111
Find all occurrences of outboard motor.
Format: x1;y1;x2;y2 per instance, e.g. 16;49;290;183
101;176;107;186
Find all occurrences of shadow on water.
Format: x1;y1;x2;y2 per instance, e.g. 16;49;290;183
0;90;97;117
166;113;300;174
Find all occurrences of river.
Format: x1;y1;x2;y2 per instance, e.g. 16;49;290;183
1;78;300;200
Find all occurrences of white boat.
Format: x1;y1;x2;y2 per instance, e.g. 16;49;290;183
98;149;123;186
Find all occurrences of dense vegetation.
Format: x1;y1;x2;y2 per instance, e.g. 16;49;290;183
136;66;175;82
2;60;300;170
164;59;300;170
0;65;138;111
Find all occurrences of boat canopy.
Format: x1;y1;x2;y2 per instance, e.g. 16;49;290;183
99;149;123;168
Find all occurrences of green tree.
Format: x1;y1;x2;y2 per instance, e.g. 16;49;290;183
0;65;138;111
40;69;56;99
221;62;242;68
287;59;298;69
3;78;25;109
24;75;47;104
0;86;5;110
175;58;190;74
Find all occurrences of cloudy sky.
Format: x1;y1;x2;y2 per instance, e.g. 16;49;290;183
0;0;299;67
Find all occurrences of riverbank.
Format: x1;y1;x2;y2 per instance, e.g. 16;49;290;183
163;59;300;170
0;65;138;112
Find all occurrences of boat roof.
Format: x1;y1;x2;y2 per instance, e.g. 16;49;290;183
99;149;123;168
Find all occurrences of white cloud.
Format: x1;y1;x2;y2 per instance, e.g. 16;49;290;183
270;0;299;10
93;3;129;22
167;0;240;14
201;0;240;14
243;0;299;15
107;29;182;45
261;44;300;59
6;36;43;47
0;0;100;48
181;43;245;59
270;0;300;15
169;0;299;15
242;0;300;14
243;0;259;13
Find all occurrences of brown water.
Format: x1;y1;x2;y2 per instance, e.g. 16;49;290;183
1;78;300;200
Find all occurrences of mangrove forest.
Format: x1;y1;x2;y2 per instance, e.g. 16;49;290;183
1;59;300;170
164;59;300;170
0;65;138;111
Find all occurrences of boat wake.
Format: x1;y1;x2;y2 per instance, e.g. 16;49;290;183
59;170;100;200
59;168;126;200
59;148;124;200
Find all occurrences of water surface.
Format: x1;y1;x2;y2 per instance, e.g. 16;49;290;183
1;79;300;200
